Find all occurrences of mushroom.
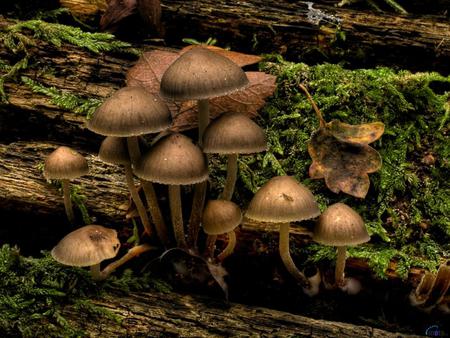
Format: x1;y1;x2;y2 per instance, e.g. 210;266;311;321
203;112;267;201
135;133;208;248
51;224;120;280
160;46;249;249
202;199;242;261
44;146;88;224
313;203;370;290
98;136;170;246
245;176;320;289
87;86;172;237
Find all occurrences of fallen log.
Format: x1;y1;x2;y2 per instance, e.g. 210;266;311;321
64;290;422;337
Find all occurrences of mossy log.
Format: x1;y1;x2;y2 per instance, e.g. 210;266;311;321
63;291;420;337
57;0;450;74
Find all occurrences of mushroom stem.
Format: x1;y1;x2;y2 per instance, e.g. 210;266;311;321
198;99;210;146
335;246;347;287
204;234;217;258
279;222;309;287
169;185;187;248
221;153;238;201
217;230;236;262
127;136;141;167
90;263;102;281
100;244;154;279
187;181;207;249
141;180;170;247
61;179;75;224
124;163;153;236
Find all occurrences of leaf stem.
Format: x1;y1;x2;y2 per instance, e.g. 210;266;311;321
298;84;326;128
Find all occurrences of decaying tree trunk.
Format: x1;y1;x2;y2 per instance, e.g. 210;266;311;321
63;291;421;337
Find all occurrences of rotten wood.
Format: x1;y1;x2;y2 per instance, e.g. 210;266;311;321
63;290;422;337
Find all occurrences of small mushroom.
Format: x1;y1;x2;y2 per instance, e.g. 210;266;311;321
44;146;88;224
135;133;208;248
51;224;120;280
203;112;267;201
245;176;320;290
202;199;242;261
313;203;370;290
87;86;172;236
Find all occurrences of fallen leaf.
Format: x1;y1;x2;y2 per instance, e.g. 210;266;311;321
308;128;382;198
137;0;163;35
100;0;137;30
180;45;262;67
126;48;275;131
327;120;385;145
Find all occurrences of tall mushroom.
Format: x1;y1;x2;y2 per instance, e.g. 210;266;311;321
202;199;242;261
160;46;249;248
44;146;88;224
87;86;172;237
98;136;170;246
51;224;120;280
313;203;370;289
135;133;208;248
245;176;320;290
203;112;267;201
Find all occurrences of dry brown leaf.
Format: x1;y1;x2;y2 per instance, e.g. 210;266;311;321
308;128;382;198
100;0;137;30
180;45;262;67
327;120;385;145
137;0;163;35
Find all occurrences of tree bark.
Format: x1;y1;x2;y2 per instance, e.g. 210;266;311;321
63;290;421;337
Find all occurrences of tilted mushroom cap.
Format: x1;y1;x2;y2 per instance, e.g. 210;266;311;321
87;86;172;137
202;200;242;235
245;176;320;223
51;224;120;267
203;112;267;154
98;136;130;165
313;203;370;246
44;146;88;180
160;47;249;101
134;133;208;185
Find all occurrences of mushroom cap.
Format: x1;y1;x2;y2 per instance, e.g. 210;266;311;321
51;224;120;267
160;47;249;101
98;136;130;165
203;112;267;154
87;86;172;137
313;203;370;246
245;176;320;223
202;200;242;235
44;146;88;180
134;133;208;185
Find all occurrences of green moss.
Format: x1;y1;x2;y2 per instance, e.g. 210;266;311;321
229;58;449;279
0;244;170;337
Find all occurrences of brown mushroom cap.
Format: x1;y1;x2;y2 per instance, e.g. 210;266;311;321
203;112;267;154
313;203;370;246
202;199;242;235
160;47;249;101
98;136;130;165
87;86;172;137
51;224;120;267
44;146;88;180
134;133;208;185
245;176;320;223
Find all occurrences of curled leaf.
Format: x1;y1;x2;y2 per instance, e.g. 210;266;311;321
100;0;137;30
327;120;385;145
308;129;382;198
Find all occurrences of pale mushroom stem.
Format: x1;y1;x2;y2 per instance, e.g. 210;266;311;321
124;163;153;236
198;99;210;146
204;234;217;258
221;153;238;201
61;179;75;224
188;181;207;249
217;230;237;262
169;185;187;248
127;136;141;167
279;222;309;287
335;246;347;287
90;263;102;281
100;244;154;280
141;180;171;247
